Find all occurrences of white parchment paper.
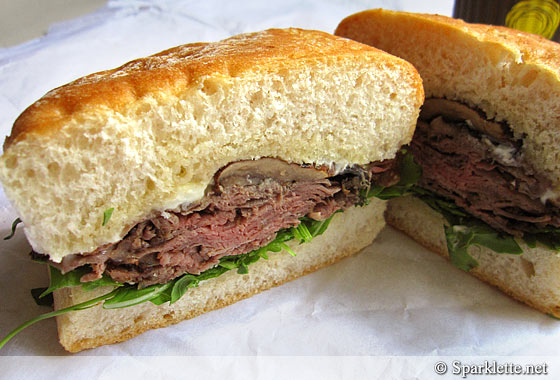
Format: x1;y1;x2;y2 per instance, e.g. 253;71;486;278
1;0;559;375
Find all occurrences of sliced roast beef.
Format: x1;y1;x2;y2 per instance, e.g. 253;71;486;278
46;158;399;286
413;98;560;237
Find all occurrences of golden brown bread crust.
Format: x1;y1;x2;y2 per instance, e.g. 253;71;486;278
336;9;560;73
5;28;417;148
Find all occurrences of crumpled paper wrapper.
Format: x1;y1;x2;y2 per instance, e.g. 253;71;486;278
1;0;558;372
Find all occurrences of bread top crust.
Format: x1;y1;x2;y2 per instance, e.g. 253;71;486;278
336;10;560;79
336;9;560;187
6;28;414;148
0;28;423;260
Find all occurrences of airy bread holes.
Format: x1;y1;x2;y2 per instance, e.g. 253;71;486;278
25;169;35;179
47;163;60;176
201;78;219;96
176;166;187;178
4;156;17;169
53;196;62;207
354;73;365;88
520;257;536;278
250;90;264;105
518;69;538;88
61;164;79;182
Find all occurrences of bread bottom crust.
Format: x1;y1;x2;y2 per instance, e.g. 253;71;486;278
54;199;386;352
386;195;560;318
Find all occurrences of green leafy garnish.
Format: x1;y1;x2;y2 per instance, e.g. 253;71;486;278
0;214;339;349
444;225;480;272
366;150;422;200
170;275;199;304
4;218;22;240
524;232;560;251
412;187;527;272
39;266;122;299
292;222;313;243
102;208;114;226
444;223;522;272
523;234;538;249
103;283;172;309
0;291;117;351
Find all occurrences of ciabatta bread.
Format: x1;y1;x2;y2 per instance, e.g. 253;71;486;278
0;28;423;263
336;10;560;316
0;28;424;352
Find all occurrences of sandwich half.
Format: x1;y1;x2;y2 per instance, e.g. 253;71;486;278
0;28;423;352
336;10;560;316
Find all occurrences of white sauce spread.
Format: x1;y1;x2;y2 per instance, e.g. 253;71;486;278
482;137;517;166
165;182;208;211
540;189;560;205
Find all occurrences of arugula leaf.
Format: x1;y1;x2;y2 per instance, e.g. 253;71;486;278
4;218;22;240
0;290;117;351
470;225;523;254
40;266;122;298
523;234;538;249
445;225;480;272
393;150;423;190
525;233;560;251
410;186;468;225
40;266;86;298
292;222;313;243
300;211;341;239
218;261;238;270
237;262;249;274
170;275;199;304
102;208;114;226
367;150;422;200
413;187;525;272
103;283;172;309
81;274;124;291
149;292;172;306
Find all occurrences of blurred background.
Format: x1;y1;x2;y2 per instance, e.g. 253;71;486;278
0;0;457;48
2;0;558;48
0;0;108;47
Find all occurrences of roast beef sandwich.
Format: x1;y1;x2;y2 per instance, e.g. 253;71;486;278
336;10;560;316
0;28;423;352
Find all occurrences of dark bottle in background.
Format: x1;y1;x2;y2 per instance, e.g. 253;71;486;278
453;0;560;42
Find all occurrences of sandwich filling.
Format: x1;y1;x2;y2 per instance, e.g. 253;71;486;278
411;98;560;244
35;157;400;287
